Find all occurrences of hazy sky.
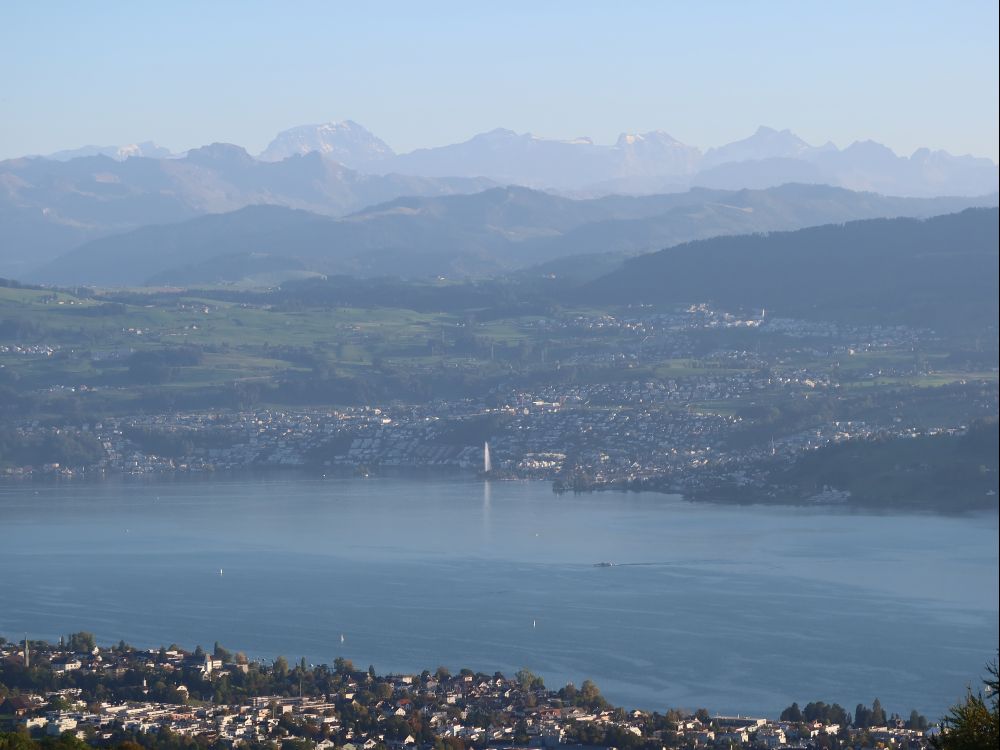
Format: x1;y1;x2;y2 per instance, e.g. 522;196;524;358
1;1;998;161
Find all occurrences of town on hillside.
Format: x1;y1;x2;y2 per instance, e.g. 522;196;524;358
1;636;936;750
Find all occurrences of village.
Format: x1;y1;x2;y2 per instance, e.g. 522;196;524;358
1;301;993;500
0;379;976;500
1;637;936;750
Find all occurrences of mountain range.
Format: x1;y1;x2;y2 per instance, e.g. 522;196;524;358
26;122;999;199
0;145;493;277
5;122;997;287
257;122;999;197
31;184;998;287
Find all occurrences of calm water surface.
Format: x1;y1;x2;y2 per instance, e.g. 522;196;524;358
1;475;997;717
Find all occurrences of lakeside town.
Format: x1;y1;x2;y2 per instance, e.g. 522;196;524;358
0;383;990;499
1;636;940;750
1;301;996;502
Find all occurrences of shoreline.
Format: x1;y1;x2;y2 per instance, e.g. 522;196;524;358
2;465;996;515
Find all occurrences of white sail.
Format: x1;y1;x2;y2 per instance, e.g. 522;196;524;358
483;441;492;474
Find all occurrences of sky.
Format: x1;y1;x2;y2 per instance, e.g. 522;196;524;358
1;1;998;161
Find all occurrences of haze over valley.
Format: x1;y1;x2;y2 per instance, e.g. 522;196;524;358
2;121;997;282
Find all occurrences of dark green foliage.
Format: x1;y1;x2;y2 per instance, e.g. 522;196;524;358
428;414;505;446
0;318;45;343
126;348;203;385
0;429;104;469
803;702;850;726
57;303;128;317
934;659;1000;750
589;208;1000;333
908;710;929;731
854;699;888;729
66;633;96;654
780;702;803;722
779;417;999;510
514;668;544;690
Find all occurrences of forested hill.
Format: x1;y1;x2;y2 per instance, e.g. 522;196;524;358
585;207;999;332
27;184;997;287
767;418;999;511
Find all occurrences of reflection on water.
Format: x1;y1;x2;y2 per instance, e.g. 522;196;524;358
0;474;997;716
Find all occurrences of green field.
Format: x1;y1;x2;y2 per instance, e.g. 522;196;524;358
0;282;995;423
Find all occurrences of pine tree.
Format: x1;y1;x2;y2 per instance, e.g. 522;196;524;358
871;698;886;727
933;658;999;750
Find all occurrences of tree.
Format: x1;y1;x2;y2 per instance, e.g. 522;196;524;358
214;642;232;663
273;656;289;679
66;632;96;653
515;668;544;691
0;732;38;750
579;679;603;708
333;657;354;675
781;703;803;722
513;720;529;745
855;703;872;728
871;698;887;727
908;710;929;731
933;658;999;750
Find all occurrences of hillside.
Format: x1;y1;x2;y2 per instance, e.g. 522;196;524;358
30;185;999;287
0;148;493;277
776;420;998;511
586;207;1000;332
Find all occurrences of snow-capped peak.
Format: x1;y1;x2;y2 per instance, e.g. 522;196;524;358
259;120;395;166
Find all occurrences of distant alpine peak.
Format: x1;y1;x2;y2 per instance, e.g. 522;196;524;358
702;125;820;167
616;131;685;147
185;142;255;164
259;120;395;166
471;129;599;146
316;119;365;131
41;141;174;161
749;125;812;145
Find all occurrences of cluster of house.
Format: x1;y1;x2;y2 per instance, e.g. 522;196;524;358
0;364;958;488
0;300;972;485
1;639;938;750
0;344;59;356
530;305;925;348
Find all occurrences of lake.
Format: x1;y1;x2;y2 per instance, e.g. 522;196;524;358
1;474;997;718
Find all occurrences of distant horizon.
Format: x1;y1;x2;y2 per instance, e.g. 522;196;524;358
1;1;996;162
19;121;1000;165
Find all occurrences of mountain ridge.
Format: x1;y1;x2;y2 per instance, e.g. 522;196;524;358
0;148;494;277
30;184;999;288
583;207;1000;332
27;121;999;198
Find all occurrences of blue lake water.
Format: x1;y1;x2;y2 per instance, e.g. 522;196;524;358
0;475;996;717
